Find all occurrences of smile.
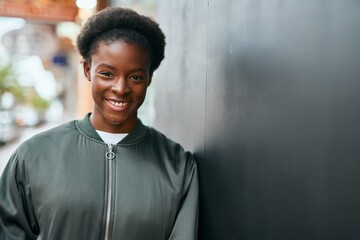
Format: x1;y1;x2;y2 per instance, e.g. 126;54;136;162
107;99;130;107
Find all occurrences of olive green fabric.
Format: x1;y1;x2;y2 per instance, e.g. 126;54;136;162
0;114;198;239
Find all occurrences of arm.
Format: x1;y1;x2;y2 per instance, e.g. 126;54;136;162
0;153;38;240
168;154;199;240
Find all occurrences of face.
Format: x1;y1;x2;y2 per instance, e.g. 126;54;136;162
83;40;152;133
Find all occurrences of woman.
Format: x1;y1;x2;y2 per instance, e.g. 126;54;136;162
0;7;198;240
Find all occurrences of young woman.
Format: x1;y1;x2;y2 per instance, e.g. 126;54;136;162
0;7;198;240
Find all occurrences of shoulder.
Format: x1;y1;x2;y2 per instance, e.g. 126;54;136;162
147;127;183;151
146;126;196;165
15;120;78;156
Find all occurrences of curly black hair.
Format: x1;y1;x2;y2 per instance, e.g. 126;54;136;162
76;7;166;73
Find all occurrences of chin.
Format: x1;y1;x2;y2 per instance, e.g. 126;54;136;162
107;118;127;125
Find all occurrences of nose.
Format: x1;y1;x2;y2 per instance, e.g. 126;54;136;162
111;77;130;94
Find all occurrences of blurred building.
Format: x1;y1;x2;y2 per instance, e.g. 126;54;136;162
0;0;109;138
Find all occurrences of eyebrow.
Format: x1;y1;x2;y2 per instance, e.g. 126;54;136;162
95;63;147;73
95;63;116;70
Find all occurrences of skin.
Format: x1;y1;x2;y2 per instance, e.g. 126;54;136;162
83;40;152;133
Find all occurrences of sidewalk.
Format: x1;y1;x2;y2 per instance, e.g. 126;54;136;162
0;123;57;176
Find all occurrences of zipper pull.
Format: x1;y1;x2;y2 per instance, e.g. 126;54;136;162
106;143;115;160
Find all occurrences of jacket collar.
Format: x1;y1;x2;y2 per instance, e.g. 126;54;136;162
76;113;149;145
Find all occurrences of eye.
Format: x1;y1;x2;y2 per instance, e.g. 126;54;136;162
99;71;113;77
130;75;145;81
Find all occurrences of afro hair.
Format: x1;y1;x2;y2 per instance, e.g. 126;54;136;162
76;7;166;72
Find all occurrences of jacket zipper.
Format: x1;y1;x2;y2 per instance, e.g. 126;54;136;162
104;143;115;240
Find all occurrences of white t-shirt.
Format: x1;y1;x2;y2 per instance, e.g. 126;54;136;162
96;130;128;144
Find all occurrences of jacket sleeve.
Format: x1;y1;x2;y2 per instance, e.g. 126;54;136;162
168;153;199;240
0;152;38;240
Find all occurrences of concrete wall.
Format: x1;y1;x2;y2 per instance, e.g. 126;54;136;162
155;1;360;239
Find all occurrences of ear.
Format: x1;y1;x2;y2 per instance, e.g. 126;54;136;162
82;60;91;81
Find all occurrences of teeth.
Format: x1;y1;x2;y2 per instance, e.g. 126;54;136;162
108;100;129;107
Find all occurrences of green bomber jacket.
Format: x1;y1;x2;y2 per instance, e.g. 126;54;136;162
0;114;198;240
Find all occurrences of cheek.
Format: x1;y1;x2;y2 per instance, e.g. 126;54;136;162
90;85;98;102
91;81;103;99
91;79;107;91
90;81;97;93
136;87;148;101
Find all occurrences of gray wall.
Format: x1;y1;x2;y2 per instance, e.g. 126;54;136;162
154;1;360;239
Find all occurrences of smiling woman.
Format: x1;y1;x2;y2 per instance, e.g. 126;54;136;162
84;41;152;133
0;7;199;240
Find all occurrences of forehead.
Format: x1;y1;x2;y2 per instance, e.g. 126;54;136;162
91;41;151;68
